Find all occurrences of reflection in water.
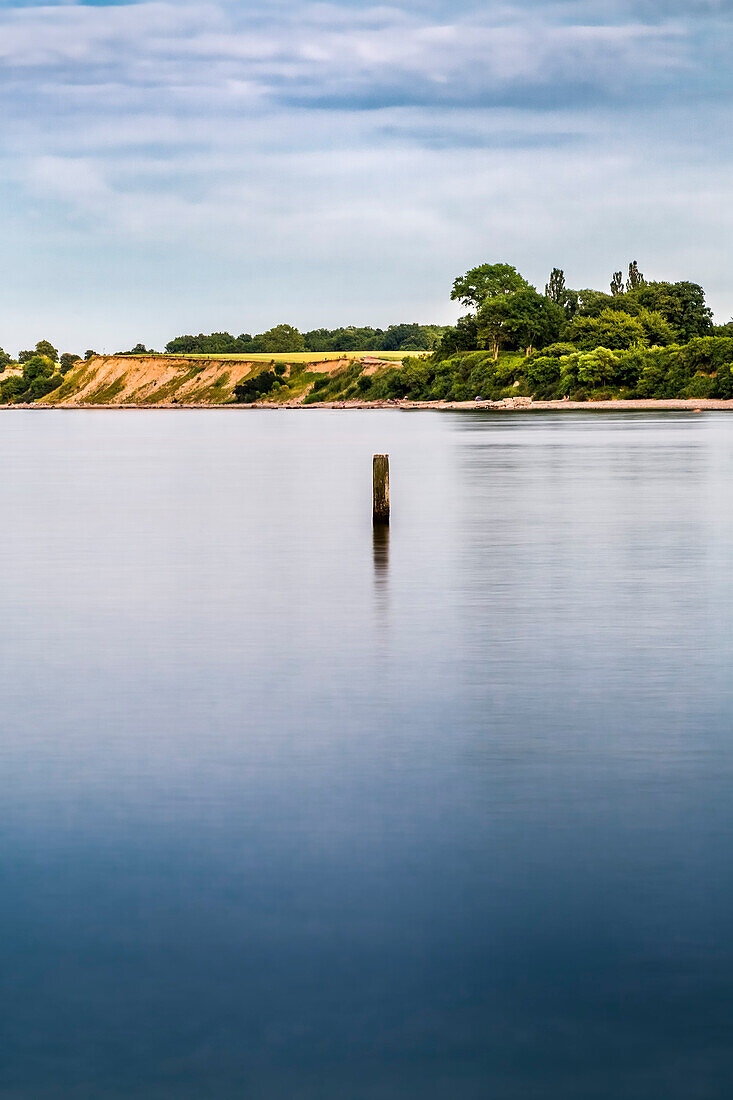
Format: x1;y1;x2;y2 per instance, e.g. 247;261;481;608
372;521;390;581
372;521;390;617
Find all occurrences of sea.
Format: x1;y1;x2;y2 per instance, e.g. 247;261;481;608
1;409;732;1098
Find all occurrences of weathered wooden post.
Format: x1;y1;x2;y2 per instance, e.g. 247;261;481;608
373;454;390;525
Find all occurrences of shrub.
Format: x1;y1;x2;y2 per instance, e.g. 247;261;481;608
233;370;279;403
537;342;577;358
567;309;647;351
683;373;716;399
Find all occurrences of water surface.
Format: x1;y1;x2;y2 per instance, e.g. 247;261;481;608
1;409;732;1098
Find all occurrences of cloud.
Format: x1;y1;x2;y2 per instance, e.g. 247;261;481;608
0;2;692;113
0;0;731;349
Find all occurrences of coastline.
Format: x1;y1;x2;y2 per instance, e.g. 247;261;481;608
2;398;732;411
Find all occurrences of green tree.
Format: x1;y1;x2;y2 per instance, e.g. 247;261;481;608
35;340;58;362
0;347;11;372
84;349;97;360
0;354;59;403
545;268;566;304
60;353;81;373
304;328;336;352
503;289;564;355
21;355;55;387
636;308;676;347
435;315;479;358
0;375;25;402
451;263;530;311
477;295;514;360
259;324;305;353
626;261;645;291
621;281;712;340
381;323;430;351
574;289;615;317
610;271;624;296
576;348;621;387
567;309;647;351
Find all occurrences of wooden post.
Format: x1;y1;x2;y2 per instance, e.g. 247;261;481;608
373;454;390;525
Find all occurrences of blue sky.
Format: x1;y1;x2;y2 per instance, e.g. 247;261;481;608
1;0;732;351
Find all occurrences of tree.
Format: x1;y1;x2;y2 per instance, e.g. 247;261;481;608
304;328;335;352
451;263;530;311
560;289;580;320
567;309;647;351
636;308;676;347
21;355;55;384
165;332;241;354
0;354;60;404
503;289;564;356
381;323;428;351
545;268;566;304
259;324;305;353
84;349;97;360
0;347;11;372
477;295;514;360
35;340;58;362
626;261;645;291
0;375;25;402
611;271;624;296
575;348;621;387
624;281;713;340
435;315;479;359
60;353;81;373
574;289;615;317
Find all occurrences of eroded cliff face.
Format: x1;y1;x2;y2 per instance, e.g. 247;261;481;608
38;355;348;406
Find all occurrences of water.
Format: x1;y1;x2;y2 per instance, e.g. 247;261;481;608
1;409;733;1099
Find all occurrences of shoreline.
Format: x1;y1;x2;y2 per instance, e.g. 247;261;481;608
2;398;733;411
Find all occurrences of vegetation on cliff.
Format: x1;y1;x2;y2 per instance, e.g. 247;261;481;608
3;260;733;405
305;260;732;403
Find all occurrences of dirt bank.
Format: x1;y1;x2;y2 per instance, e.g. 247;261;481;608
34;355;350;406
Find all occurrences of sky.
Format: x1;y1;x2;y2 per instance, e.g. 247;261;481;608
1;0;732;352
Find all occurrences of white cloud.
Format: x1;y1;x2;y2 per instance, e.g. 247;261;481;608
0;0;730;349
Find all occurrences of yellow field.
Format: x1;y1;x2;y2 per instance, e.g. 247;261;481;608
172;350;429;364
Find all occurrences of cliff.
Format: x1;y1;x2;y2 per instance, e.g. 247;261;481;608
38;354;355;406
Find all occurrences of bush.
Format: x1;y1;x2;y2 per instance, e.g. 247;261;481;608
526;355;562;397
536;342;577;358
566;309;647;351
233;370;279;403
683;373;716;399
26;373;62;401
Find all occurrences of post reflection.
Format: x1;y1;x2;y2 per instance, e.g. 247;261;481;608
372;522;390;610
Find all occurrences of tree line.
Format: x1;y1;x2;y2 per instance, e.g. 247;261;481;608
164;322;447;356
436;261;717;361
333;260;733;403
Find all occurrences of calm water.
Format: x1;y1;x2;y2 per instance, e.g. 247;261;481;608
1;409;733;1099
